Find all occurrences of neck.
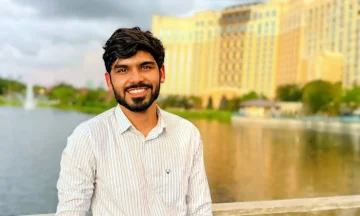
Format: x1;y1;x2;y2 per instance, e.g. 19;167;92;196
120;103;158;137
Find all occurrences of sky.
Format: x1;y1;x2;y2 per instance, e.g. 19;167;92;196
0;0;260;88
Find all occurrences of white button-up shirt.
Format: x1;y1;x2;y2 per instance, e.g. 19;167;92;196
56;105;212;216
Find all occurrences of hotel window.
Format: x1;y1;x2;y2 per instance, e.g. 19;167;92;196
253;13;257;19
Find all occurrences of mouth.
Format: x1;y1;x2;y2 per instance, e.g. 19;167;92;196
126;87;149;98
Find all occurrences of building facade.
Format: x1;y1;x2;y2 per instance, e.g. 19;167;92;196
151;0;360;109
277;0;306;86
241;1;282;98
152;11;220;98
302;0;360;88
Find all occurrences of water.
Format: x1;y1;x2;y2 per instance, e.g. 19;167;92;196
1;106;360;215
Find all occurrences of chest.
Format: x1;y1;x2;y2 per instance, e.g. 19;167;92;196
94;132;193;203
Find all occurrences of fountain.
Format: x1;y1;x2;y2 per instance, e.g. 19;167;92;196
24;79;36;110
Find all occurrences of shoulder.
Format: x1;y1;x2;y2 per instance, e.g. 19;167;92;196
64;108;116;156
69;107;116;140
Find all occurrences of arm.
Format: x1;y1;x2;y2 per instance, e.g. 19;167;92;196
187;132;213;216
56;126;96;216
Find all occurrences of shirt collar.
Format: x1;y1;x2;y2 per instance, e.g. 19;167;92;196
156;105;167;133
114;105;166;134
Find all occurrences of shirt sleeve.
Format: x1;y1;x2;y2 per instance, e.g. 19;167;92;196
186;130;213;216
56;125;96;216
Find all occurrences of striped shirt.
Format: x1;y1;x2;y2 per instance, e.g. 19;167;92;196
56;105;212;216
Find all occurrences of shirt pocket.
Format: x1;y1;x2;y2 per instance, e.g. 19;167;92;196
152;167;188;203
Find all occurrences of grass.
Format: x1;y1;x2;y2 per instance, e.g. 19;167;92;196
0;97;22;107
164;108;232;123
0;100;233;123
51;105;232;123
47;104;113;115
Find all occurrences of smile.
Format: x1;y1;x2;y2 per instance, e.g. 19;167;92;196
127;87;148;94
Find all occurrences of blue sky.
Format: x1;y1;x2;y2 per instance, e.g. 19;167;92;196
0;0;261;88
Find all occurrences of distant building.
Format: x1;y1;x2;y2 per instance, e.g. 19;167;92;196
239;99;279;117
151;0;360;109
278;0;360;88
277;0;307;87
302;0;360;88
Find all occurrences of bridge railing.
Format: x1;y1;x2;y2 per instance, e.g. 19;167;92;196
22;195;360;216
212;195;360;215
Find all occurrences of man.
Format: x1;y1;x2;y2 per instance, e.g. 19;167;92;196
56;27;213;216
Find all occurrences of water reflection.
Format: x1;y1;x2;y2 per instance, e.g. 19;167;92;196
1;107;359;215
192;120;360;203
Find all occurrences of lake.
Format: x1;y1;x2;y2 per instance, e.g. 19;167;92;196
1;106;360;215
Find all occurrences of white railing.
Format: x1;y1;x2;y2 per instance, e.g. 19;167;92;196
23;195;360;216
212;195;360;215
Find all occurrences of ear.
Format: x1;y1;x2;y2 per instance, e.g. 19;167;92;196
104;72;113;91
160;65;165;83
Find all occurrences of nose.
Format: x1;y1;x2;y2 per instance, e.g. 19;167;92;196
129;69;144;83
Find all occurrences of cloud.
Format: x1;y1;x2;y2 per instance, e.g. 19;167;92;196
12;0;195;26
0;0;37;19
1;0;259;87
30;41;107;88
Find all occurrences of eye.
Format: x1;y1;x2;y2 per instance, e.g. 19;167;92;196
117;68;127;73
142;65;152;70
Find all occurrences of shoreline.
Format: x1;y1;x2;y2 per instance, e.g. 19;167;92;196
231;115;360;135
0;103;233;123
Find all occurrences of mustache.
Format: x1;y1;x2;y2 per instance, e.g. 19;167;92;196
124;83;153;92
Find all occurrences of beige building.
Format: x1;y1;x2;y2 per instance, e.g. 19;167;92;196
277;0;359;88
151;0;359;109
277;0;307;86
211;3;256;108
241;1;282;99
151;15;194;96
302;0;360;88
151;11;220;99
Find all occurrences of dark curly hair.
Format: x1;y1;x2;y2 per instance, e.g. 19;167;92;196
102;27;165;74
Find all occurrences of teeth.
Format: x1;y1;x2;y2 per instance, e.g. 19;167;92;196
129;88;146;94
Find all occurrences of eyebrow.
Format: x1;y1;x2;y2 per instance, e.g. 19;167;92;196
113;61;156;69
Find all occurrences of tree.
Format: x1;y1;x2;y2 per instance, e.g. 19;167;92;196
276;84;302;102
341;87;360;110
48;83;77;105
227;97;242;111
188;96;202;109
75;89;108;107
219;95;228;110
302;80;342;114
240;91;259;102
206;97;213;109
0;77;26;95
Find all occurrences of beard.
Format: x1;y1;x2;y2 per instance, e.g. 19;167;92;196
111;80;160;112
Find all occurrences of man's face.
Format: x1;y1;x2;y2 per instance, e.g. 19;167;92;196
105;50;165;112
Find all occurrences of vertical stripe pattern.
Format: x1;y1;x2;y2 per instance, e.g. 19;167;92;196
56;105;212;216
